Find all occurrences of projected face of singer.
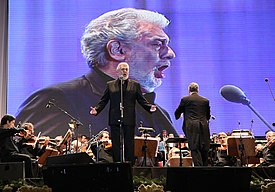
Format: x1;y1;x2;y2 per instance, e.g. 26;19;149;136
126;22;175;93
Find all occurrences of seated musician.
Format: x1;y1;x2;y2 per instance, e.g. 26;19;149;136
17;122;52;176
210;132;219;144
167;134;189;159
256;130;275;167
72;135;88;153
91;130;113;163
0;114;34;178
215;132;237;166
18;122;50;160
54;130;73;154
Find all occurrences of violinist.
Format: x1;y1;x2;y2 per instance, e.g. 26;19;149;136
72;135;89;153
17;122;50;160
0;114;34;178
92;130;113;163
256;130;275;167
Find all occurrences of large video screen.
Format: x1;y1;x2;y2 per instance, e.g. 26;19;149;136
8;1;275;137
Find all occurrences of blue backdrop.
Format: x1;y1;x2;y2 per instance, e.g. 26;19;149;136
8;0;275;136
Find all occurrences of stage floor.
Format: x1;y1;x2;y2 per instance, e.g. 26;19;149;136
1;161;275;192
42;162;275;192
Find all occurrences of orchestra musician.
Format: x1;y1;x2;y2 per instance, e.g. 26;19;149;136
72;135;87;153
215;132;238;166
91;130;113;163
54;135;65;154
156;129;169;166
18;122;51;159
0;114;34;178
71;134;94;156
256;130;275;167
17;122;52;176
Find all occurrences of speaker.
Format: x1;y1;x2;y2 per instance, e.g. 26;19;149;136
42;162;133;192
45;152;94;166
0;162;25;181
166;167;252;192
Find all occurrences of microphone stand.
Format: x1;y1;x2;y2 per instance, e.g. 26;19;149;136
238;132;245;166
89;128;107;163
119;78;125;163
141;133;148;167
47;100;83;153
265;78;275;101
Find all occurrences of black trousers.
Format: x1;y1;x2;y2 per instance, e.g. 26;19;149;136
191;148;209;166
110;125;135;165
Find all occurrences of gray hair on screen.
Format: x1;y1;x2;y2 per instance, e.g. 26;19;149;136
81;8;170;68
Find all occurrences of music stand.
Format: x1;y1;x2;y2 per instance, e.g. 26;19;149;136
166;137;187;166
134;135;158;167
227;136;257;166
137;127;155;166
58;129;73;154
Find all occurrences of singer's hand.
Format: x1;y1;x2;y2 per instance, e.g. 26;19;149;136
150;105;157;112
90;107;97;115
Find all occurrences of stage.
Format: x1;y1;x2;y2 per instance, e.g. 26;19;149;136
1;159;275;192
42;163;275;192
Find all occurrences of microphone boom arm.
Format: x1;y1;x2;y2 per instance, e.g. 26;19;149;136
247;103;274;132
47;100;83;127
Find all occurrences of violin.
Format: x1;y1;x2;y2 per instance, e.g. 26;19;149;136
218;144;228;151
102;140;112;150
104;142;112;150
14;128;28;137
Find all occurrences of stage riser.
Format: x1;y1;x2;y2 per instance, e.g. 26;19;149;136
0;162;25;181
166;167;252;192
43;165;252;192
42;163;133;192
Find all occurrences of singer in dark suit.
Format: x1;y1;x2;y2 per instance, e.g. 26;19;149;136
90;62;157;165
174;82;211;166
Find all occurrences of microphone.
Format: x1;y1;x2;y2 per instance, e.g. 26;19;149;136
264;78;275;101
220;85;250;105
220;85;275;132
211;115;216;120
46;99;55;108
250;119;254;134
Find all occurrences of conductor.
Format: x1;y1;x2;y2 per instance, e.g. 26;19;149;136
174;82;211;166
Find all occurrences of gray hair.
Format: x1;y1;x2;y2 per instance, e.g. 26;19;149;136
116;62;129;72
188;82;199;93
81;8;170;68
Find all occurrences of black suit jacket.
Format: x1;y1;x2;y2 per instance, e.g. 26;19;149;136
0;127;21;157
15;66;178;137
96;79;152;126
174;93;211;150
